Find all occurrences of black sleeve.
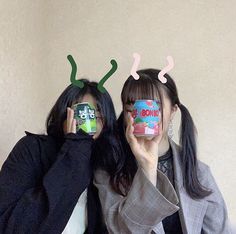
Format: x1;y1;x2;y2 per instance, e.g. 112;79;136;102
0;131;94;234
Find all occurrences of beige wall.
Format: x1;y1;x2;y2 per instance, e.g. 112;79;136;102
0;0;236;225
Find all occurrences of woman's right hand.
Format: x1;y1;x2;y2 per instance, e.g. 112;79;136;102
125;113;163;185
65;107;77;134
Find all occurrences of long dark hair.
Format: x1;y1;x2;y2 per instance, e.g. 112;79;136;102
46;79;115;233
46;79;118;139
97;69;212;199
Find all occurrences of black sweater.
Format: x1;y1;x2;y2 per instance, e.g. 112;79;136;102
0;130;107;234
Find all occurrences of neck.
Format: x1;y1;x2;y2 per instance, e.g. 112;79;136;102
158;135;170;157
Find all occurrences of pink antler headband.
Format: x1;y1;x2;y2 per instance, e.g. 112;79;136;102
130;53;174;83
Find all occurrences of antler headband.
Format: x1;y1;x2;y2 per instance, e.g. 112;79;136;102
130;53;174;83
67;55;118;93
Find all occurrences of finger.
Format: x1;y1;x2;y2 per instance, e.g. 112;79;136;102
66;108;71;132
137;137;145;146
125;115;136;144
153;124;163;143
72;118;76;133
127;112;134;126
69;108;74;121
125;122;135;143
67;108;74;132
125;113;132;134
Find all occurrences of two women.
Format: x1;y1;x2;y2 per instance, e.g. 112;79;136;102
0;69;231;234
93;69;231;233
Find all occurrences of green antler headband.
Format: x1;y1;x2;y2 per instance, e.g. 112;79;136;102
67;55;84;88
67;55;118;93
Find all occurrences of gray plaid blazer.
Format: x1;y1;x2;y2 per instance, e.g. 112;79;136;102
94;140;231;234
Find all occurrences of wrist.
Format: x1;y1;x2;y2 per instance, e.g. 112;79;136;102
140;166;157;186
65;130;94;141
139;154;158;170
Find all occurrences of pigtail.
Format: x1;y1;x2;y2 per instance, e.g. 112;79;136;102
178;103;212;199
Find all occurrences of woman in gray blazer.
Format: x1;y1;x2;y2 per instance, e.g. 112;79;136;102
93;69;231;234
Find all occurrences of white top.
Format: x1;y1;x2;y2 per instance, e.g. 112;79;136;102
62;189;88;234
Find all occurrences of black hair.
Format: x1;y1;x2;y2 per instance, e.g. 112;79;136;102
46;79;117;139
96;69;212;199
46;79;117;233
46;79;124;198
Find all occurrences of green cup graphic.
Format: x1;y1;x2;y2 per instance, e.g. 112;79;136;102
73;102;97;135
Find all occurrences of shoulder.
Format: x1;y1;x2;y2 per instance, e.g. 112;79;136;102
94;169;110;182
197;160;219;189
6;131;55;166
169;139;214;187
196;160;223;201
170;139;210;174
13;131;49;152
197;160;210;173
197;160;211;183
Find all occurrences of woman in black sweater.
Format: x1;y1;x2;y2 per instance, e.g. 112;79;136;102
0;79;119;234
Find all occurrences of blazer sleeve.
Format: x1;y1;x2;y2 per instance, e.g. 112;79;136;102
202;166;232;234
94;167;180;234
0;131;94;234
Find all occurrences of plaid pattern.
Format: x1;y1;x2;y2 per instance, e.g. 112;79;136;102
94;140;231;234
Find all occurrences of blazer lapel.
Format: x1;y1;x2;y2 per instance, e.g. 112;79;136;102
152;222;165;234
170;140;207;234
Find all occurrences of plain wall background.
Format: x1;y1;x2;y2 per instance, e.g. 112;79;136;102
0;0;236;225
